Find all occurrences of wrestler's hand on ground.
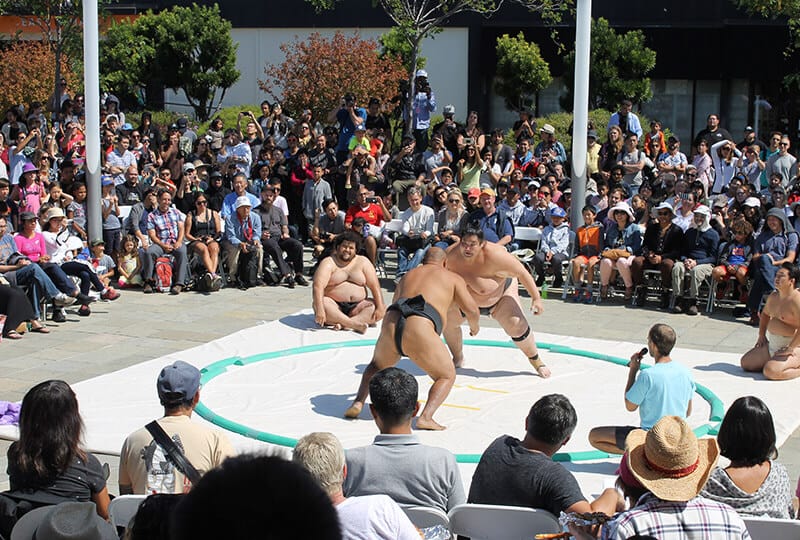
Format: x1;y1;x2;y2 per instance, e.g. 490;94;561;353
469;324;479;336
371;304;386;323
531;298;544;315
315;311;326;327
755;335;768;348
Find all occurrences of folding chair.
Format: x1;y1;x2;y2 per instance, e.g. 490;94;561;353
376;218;404;279
537;230;575;292
448;503;560;540
742;515;800;540
631;268;664;307
401;505;450;531
108;494;147;530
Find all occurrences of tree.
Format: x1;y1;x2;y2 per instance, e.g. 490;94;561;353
733;0;800;88
0;0;100;113
100;3;240;120
379;26;426;72
0;40;78;114
494;32;552;113
561;18;656;111
258;32;407;125
308;0;571;134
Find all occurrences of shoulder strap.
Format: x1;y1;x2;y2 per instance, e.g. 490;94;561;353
145;421;201;485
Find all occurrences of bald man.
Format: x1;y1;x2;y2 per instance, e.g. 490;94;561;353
345;247;480;430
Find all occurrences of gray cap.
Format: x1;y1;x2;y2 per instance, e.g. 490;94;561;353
157;360;201;405
443;104;456;115
10;501;117;540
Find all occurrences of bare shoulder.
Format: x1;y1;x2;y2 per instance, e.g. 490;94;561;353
353;255;372;270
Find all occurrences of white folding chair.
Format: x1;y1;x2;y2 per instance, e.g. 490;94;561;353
109;494;147;530
743;515;800;540
448;503;560;540
401;505;450;530
377;218;405;278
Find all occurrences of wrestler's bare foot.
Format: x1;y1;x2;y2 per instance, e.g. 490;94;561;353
530;354;551;378
452;354;464;368
351;322;368;334
344;401;363;419
416;417;446;431
328;323;343;331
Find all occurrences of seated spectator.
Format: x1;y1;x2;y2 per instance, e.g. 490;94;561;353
497;186;527;226
312;231;385;333
588;324;693;455
254;185;307;288
119;361;235;495
204;171;230;213
395;186;434;280
222;195;263;289
142;190;189;295
117;234;143;288
115;165;145;206
745;208;797;325
0;283;50;339
433;188;468;249
599;203;642;301
184;193;222;291
525;183;558;228
171;454;340;540
293;432;419;540
386;136;425;211
671;205;719;315
345;184;391;264
467;187;514;248
594;416;748;540
219;173;259;219
672;191;697;232
124;493;183;540
533;207;570;288
700;396;793;518
311;198;346;262
468;393;618;516
343;367;465;512
10;502;117;540
741;263;800;380
8;380;110;518
712;219;753;302
568;205;604;302
632;202;684;309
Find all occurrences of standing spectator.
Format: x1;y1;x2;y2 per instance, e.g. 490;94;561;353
329;93;366;164
137;111;162;150
617;133;646;195
142;190;189;295
693;113;734;150
608;99;643;138
119;361;235;494
217;128;252;178
302;164;333;239
657;136;688;180
432;104;463;159
411;70;436;152
104;134;136;186
765;135;797;187
710;139;743;194
534;124;567;165
512;108;536;143
487;128;514;179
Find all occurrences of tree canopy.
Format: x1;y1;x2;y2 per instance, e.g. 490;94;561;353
494;32;552;113
100;3;240;120
259;32;406;124
561;18;656;111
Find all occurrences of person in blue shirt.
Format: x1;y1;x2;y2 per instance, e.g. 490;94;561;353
587;323;694;454
329;93;366;164
608;99;643;138
411;69;436;153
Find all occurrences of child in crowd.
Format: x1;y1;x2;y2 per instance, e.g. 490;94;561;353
44;182;73;210
533;206;571;288
569;205;605;303
101;177;122;265
89;239;116;287
117;234;143;288
67;181;88;240
712;219;753;302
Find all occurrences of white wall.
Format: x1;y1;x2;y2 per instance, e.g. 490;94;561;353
166;27;469;121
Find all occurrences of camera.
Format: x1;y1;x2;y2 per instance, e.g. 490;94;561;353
366;197;379;204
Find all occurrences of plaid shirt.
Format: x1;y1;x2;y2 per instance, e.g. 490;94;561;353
602;493;751;540
147;207;183;244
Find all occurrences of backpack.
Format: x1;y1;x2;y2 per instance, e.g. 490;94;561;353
154;256;173;293
237;250;260;288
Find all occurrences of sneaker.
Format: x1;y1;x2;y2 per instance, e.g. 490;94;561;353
101;287;120;301
210;274;223;292
78;304;91;317
284;274;296;289
53;292;76;307
202;272;214;291
738;286;749;304
535;276;545;287
571;289;583;303
582;290;594;304
686;302;699;316
76;293;96;305
295;274;309;286
170;284;183;295
52;308;67;323
672;298;684;314
143;283;154;294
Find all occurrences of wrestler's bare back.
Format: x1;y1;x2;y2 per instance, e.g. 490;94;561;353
320;255;370;302
764;290;800;337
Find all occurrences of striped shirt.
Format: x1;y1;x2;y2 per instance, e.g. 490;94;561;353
602;493;751;539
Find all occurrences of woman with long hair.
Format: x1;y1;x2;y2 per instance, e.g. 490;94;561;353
433;188;468;249
599;125;625;179
692;139;714;194
463;110;485;150
7;380;110;518
701;396;793;518
184;193;222;289
710;139;743;194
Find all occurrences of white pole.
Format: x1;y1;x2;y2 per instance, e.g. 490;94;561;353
83;0;102;242
754;94;760;137
570;0;592;230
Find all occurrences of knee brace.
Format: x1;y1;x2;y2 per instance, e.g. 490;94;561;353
512;326;531;342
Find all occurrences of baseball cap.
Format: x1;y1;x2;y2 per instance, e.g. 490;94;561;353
183;162;196;173
443;104;456;116
235;195;252;209
415;69;428;78
19;211;37;222
101;176;114;187
467;187;481;199
354;124;366;132
550;207;567;218
587;130;598;140
90;239;105;247
177;118;188;128
479;187;495;198
744;126;755;133
157;360;201;405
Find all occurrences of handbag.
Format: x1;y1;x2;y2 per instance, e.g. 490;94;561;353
145;421;201;485
603;249;631;261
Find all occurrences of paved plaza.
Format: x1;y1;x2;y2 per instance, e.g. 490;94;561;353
2;273;799;494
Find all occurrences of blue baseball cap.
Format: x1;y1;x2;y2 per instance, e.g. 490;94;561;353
550;207;567;218
157;361;201;405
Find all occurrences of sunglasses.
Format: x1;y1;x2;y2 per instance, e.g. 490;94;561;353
540;191;551;196
448;198;460;203
658;211;672;216
196;200;208;205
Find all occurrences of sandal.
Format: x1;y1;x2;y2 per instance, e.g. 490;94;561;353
4;330;23;340
30;323;51;334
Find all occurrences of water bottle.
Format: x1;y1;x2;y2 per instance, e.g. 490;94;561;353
541;282;549;299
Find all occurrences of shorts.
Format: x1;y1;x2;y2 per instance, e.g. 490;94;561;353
103;228;122;254
615;425;638;451
573;255;599;266
715;264;747;278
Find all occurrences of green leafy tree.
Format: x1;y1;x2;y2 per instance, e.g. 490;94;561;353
732;0;799;88
561;17;656;111
494;32;552;113
309;0;571;134
379;26;426;72
100;3;240;120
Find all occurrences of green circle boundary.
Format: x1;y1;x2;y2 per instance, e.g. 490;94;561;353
195;339;725;464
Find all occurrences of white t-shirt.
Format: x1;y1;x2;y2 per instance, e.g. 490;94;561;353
336;495;420;540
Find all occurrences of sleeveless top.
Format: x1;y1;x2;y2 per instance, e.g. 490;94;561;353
190;209;218;238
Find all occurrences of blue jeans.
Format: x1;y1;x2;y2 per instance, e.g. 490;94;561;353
747;255;778;313
397;245;430;276
14;264;65;318
61;261;104;295
40;263;79;295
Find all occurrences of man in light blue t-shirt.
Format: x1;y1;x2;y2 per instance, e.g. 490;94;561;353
588;323;694;454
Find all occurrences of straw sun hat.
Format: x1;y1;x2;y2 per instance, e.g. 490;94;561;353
625;416;719;502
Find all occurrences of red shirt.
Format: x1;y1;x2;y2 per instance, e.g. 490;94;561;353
345;203;383;226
